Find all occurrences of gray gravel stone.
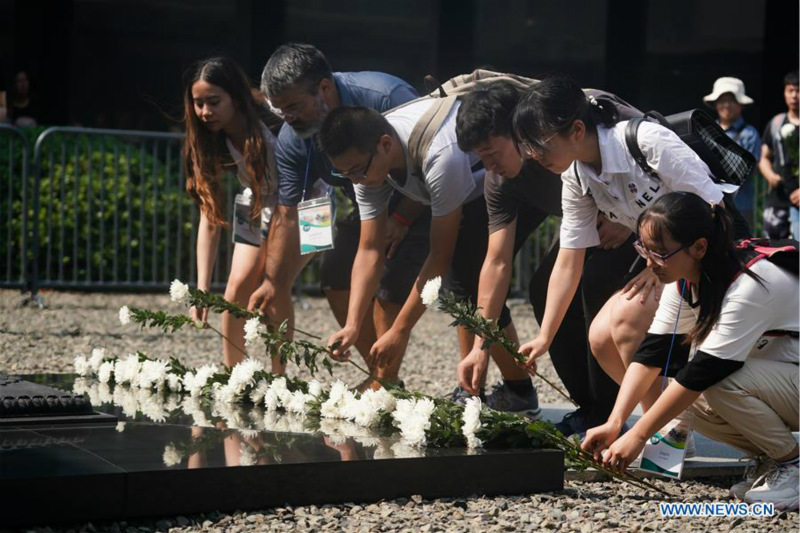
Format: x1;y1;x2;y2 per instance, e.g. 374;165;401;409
3;290;799;533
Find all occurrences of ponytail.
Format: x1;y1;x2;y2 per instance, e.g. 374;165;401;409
513;75;620;152
586;95;618;128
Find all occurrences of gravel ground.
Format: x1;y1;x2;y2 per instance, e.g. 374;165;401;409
2;289;798;533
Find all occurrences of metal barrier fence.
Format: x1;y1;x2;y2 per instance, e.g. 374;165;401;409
0;124;30;291
0;124;773;302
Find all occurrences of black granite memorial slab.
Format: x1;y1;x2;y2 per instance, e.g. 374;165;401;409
0;375;117;427
0;375;564;527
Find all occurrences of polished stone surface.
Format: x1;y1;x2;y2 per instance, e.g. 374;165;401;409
1;375;564;527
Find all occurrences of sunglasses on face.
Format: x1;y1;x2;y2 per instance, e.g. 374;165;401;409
633;238;687;267
331;150;375;182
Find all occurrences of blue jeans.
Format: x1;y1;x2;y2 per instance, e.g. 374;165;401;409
791;206;799;239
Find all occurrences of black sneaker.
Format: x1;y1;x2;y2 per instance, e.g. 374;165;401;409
450;386;482;406
486;382;542;420
554;408;589;438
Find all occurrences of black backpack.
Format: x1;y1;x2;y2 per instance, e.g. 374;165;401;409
625;108;756;187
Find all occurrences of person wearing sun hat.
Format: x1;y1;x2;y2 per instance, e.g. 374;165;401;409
703;77;761;228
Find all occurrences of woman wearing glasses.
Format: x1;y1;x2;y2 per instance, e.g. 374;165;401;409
582;192;798;510
184;56;282;367
512;76;742;419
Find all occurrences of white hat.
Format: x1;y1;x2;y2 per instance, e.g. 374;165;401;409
703;77;754;106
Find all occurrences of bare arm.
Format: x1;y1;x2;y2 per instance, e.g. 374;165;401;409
519;246;585;367
248;204;303;312
759;144;782;189
328;213;387;357
192;211;221;322
392;207;463;335
196;211;221;291
471;219;517;351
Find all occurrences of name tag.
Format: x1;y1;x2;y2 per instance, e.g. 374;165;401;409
233;191;274;246
298;195;335;255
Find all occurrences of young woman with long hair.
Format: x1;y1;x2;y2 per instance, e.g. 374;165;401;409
582;191;798;510
183;56;282;367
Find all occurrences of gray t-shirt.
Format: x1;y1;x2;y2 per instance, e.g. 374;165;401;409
484;161;562;234
355;99;485;220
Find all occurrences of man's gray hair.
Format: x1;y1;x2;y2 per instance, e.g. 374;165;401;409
260;43;333;98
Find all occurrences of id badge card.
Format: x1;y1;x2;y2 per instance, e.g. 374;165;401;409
639;418;691;479
298;195;335;255
233;191;275;246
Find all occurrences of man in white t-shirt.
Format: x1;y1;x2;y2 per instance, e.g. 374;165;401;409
315;102;541;416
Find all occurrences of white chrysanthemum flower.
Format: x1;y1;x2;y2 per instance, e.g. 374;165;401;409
249;380;270;405
392;397;435;447
264;387;281;412
462;396;483;449
243;317;267;347
163;444;183;467
167;373;183;393
113;385;139;418
138;389;168;422
97;361;114;384
238;443;256;466
391;440;425;458
286;390;311;414
116;421;126;433
169;279;191;304
182;396;213;427
227;358;265;397
96;383;114;404
138;359;170;390
164;393;181;412
320;380;356;419
214;383;238;405
183;364;219;397
372;441;395;460
88;348;106;372
307;380;325;398
119;305;131;325
420;276;442;307
73;355;90;377
781;122;797;139
114;354;142;386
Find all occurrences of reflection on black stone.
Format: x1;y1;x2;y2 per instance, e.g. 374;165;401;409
0;374;436;481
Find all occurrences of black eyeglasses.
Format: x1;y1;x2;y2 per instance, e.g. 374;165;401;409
633;238;687;267
331;151;375;182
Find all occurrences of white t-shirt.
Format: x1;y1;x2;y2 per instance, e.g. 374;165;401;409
649;260;799;365
560;121;726;249
355;99;485;220
225;122;279;197
226;122;279;241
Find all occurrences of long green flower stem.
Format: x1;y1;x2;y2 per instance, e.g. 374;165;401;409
547;431;671;497
436;293;577;406
186;287;320;340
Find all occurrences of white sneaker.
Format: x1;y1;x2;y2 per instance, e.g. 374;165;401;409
730;456;777;500
744;462;800;511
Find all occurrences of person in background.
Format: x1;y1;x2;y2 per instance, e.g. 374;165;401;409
760;71;800;240
8;70;39;127
703;77;761;227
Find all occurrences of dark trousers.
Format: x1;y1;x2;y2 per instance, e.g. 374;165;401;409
528;234;640;425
